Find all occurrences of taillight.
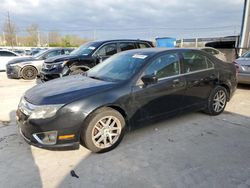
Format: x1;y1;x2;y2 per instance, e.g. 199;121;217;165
233;61;239;75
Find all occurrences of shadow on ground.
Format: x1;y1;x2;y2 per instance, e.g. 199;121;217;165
0;110;42;187
56;111;250;188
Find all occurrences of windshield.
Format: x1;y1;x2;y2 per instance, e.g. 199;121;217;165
70;42;99;56
87;52;149;82
241;51;250;58
33;50;47;59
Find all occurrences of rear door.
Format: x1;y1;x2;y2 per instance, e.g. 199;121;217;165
181;50;216;110
132;51;186;122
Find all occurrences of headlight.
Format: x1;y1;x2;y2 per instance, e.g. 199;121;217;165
29;105;63;119
9;63;19;67
53;61;67;68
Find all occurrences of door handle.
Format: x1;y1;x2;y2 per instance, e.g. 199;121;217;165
172;79;181;87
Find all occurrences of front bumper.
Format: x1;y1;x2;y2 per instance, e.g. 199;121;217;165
40;66;64;82
238;73;250;84
16;107;86;150
6;65;21;79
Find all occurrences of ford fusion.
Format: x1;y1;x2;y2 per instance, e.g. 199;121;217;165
17;48;237;153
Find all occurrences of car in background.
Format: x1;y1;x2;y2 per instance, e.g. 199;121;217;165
201;47;227;61
13;49;26;56
234;50;250;84
40;39;154;82
6;48;74;80
17;48;237;153
0;50;20;71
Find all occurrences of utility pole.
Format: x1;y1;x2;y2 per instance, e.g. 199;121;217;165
7;11;14;49
239;0;250;56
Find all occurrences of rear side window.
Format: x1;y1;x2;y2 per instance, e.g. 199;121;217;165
119;42;136;51
138;42;151;48
96;43;117;56
182;51;214;73
145;52;180;79
0;51;17;56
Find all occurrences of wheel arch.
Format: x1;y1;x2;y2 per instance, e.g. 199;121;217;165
67;61;91;71
21;65;38;76
218;83;231;101
84;104;130;131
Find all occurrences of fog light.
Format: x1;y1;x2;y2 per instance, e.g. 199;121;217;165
33;131;58;145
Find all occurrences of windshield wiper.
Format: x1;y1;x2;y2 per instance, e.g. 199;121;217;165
89;76;104;81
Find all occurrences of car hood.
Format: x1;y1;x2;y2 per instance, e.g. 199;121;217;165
45;54;79;63
24;75;116;105
7;56;35;65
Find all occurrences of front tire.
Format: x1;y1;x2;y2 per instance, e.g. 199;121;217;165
81;107;126;153
21;66;38;80
205;86;228;116
69;66;86;75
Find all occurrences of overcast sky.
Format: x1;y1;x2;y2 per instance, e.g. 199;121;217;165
0;0;245;40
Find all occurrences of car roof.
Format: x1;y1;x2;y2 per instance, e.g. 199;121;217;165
120;47;202;54
92;39;153;44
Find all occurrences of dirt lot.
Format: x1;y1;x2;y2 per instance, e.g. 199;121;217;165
0;72;250;188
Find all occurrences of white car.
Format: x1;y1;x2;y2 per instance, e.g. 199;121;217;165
0;50;20;71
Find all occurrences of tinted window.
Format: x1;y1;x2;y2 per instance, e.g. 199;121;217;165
145;52;180;79
64;49;73;55
0;51;17;56
119;42;136;51
138;42;151;48
96;43;117;56
182;51;214;73
44;50;61;59
241;50;250;58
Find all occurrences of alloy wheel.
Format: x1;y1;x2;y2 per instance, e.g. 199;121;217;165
212;90;226;113
91;116;122;149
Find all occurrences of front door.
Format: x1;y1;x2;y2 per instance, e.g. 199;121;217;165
131;51;186;123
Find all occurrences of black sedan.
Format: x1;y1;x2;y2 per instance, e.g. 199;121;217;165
16;48;237;153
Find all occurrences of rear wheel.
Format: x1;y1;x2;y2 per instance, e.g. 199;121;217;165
81;107;125;153
21;66;38;80
204;86;228;115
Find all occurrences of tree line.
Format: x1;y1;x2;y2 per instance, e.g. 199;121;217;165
1;13;90;47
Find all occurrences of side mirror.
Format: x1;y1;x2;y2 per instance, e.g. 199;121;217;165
141;75;158;85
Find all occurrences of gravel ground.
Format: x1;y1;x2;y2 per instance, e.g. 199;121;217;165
0;72;250;188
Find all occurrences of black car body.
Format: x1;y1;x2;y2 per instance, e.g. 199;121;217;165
40;39;154;81
17;48;237;153
6;48;74;80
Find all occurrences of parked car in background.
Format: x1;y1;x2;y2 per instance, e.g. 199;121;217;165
17;48;237;153
6;48;74;80
234;50;250;84
201;47;227;61
0;50;20;71
13;49;26;56
40;39;154;82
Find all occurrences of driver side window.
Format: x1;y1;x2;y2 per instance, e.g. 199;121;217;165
96;43;117;57
144;52;180;79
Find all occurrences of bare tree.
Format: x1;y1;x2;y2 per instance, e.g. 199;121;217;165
3;12;17;47
26;24;40;46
